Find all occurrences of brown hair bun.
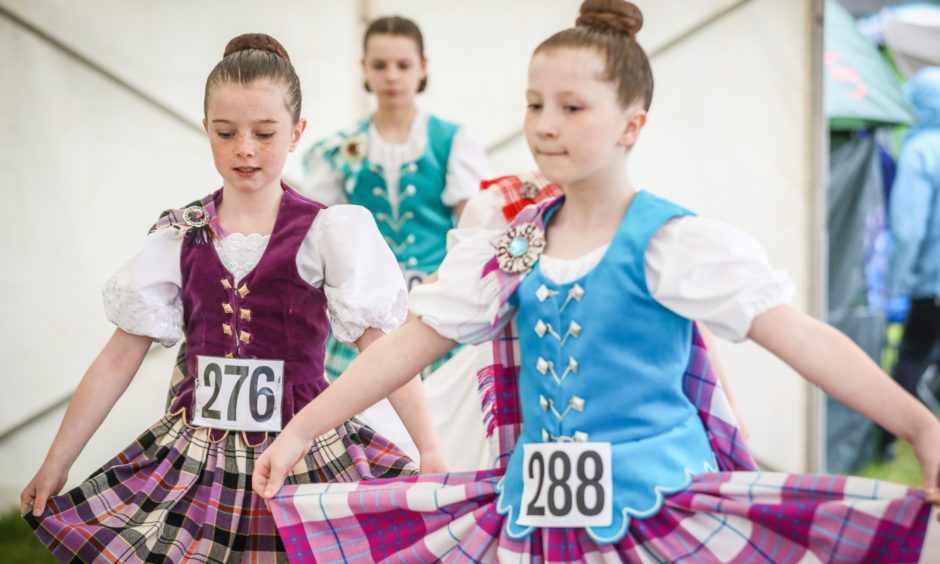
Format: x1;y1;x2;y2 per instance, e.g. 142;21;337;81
576;0;643;39
223;33;291;62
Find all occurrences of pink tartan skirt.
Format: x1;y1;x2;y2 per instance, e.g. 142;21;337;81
268;469;930;563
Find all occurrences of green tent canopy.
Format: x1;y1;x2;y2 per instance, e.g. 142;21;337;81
825;0;915;130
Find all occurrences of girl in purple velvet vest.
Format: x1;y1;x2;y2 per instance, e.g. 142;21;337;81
21;33;445;563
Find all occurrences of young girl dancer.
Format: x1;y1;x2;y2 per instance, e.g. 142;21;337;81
303;14;490;381
257;3;940;561
302;14;491;464
21;33;443;562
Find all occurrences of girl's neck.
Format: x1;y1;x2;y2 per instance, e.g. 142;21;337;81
218;181;283;236
372;104;418;144
556;166;635;228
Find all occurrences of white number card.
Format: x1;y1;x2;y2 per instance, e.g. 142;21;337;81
402;269;427;291
192;356;284;432
518;442;613;528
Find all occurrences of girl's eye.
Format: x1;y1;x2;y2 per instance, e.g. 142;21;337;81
256;132;275;140
398;62;412;70
527;103;543;111
372;62;386;70
563;105;582;113
216;131;234;139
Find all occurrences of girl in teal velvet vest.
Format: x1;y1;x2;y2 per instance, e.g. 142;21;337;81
301;15;490;385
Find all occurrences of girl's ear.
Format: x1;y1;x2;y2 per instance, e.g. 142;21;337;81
619;105;647;149
289;118;307;152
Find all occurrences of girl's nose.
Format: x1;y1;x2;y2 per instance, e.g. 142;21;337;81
536;113;559;138
236;135;256;157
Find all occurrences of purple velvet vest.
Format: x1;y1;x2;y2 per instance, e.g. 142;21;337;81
168;185;330;443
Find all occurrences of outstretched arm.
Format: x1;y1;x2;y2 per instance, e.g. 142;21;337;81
749;305;940;502
254;319;455;498
356;326;447;473
20;328;152;516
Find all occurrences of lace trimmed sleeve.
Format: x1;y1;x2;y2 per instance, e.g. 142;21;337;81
102;227;184;346
315;205;408;344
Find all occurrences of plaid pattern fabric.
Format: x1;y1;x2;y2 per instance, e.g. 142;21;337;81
271;470;930;562
27;410;416;562
479;172;563;223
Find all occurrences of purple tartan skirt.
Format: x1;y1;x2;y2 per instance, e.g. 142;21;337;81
26;412;417;563
269;469;930;563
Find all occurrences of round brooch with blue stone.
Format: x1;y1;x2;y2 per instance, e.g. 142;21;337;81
496;222;546;274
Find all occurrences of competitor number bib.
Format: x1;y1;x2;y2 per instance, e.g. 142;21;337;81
191;356;284;432
402;269;427;291
518;442;613;528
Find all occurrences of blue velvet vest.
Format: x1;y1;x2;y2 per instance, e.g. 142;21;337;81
497;191;718;544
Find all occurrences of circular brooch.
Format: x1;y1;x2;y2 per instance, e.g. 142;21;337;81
496;222;546;274
182;205;210;228
520;181;541;200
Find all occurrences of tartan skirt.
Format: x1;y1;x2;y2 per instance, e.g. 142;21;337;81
26;410;417;563
269;469;931;563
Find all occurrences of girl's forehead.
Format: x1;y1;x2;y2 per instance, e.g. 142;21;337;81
207;80;291;118
528;48;608;90
365;34;421;58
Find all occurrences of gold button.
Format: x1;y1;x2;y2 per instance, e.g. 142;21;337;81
239;330;251;344
222;303;233;314
238;284;250;298
224;353;234;359
222;323;232;336
240;309;252;321
221;278;232;289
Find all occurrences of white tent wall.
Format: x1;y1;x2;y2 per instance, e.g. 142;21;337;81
0;0;824;508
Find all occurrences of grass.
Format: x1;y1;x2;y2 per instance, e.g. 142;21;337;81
854;440;922;487
0;509;56;563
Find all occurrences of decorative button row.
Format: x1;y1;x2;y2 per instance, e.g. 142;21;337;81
383;234;417;254
221;324;252;344
375;211;416;234
536;356;579;386
534;320;582;344
539;394;586;421
221;302;252;321
372;162;418;174
542;429;590;442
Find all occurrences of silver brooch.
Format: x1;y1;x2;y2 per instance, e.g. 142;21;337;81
182;205;210;228
520;181;541;199
496;222;546;274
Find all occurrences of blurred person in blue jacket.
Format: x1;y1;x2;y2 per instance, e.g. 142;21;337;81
887;67;940;450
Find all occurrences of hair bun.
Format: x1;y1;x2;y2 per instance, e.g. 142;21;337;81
576;0;643;39
223;33;291;62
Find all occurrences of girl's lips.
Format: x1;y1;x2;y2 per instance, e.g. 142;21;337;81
234;167;260;177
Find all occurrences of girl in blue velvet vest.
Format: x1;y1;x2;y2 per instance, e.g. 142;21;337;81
255;2;940;560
